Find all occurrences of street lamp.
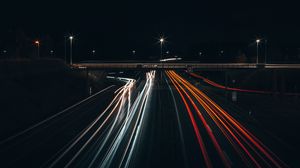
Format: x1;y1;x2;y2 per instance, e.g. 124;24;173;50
2;50;7;57
256;39;260;64
69;36;74;65
35;40;40;58
159;38;164;60
92;50;96;57
199;51;202;56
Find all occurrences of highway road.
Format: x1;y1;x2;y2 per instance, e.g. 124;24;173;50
130;71;289;167
0;85;119;167
164;71;289;167
0;70;292;167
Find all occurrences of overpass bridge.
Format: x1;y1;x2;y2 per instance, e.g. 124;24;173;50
72;63;300;70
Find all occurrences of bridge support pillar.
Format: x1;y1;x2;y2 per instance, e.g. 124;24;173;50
86;68;90;96
225;70;228;99
272;70;278;96
280;70;286;95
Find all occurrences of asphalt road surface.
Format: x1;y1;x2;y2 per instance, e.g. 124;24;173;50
0;70;292;168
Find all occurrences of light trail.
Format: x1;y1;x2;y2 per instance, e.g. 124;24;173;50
189;72;300;97
165;77;189;168
118;71;155;168
167;71;231;168
47;76;135;167
173;71;288;167
167;70;288;168
169;71;262;167
46;71;155;168
167;72;213;168
0;85;115;146
188;72;270;94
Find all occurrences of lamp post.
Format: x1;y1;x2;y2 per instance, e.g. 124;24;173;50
159;37;165;81
69;36;73;65
256;39;260;64
159;38;164;61
35;40;40;58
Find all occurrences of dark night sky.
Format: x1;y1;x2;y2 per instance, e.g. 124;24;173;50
0;1;300;61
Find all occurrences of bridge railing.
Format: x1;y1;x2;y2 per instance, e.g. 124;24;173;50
72;63;300;69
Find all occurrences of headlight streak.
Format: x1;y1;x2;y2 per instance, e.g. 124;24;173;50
96;71;155;168
167;70;288;168
84;89;141;168
65;78;136;167
43;90;124;167
48;77;135;168
97;71;155;168
123;71;155;168
47;71;155;168
48;91;124;168
90;81;148;167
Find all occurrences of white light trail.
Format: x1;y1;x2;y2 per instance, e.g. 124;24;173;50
48;76;135;168
48;71;156;168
